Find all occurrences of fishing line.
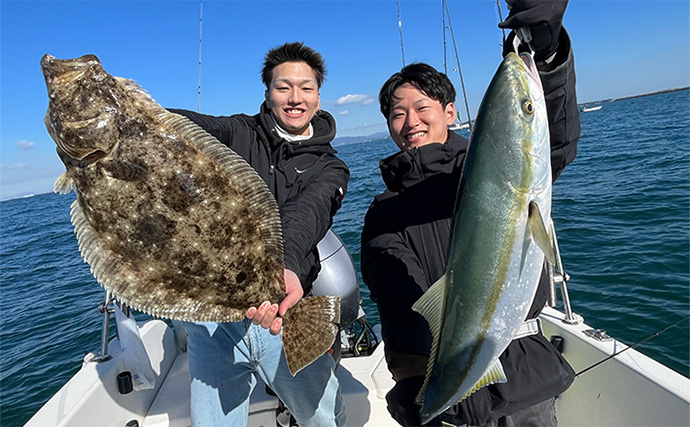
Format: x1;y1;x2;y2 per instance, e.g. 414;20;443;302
575;314;690;377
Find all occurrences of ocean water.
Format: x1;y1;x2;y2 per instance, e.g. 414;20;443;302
1;90;689;426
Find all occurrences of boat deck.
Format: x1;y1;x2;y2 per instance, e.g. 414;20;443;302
25;307;690;427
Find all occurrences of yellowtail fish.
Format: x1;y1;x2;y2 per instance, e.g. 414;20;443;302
412;51;557;422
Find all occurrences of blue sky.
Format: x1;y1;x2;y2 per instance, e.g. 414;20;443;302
1;0;689;200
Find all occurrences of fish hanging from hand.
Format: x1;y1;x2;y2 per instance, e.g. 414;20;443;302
412;50;557;423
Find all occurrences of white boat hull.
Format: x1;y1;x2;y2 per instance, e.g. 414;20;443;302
25;307;690;427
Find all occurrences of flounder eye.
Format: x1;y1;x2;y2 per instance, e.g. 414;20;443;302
522;99;534;115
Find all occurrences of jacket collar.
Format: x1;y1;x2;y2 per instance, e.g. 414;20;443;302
380;131;468;192
258;102;337;153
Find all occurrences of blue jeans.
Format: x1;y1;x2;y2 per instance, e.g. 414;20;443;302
186;319;346;427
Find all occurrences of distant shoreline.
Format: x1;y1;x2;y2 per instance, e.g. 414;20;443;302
614;86;690;102
581;86;689;107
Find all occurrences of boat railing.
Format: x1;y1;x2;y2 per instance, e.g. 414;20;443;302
547;221;583;325
86;290;127;364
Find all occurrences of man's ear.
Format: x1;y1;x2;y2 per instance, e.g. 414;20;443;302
445;102;456;125
265;89;271;107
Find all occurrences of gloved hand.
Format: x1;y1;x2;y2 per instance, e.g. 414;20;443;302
386;376;424;426
498;0;569;62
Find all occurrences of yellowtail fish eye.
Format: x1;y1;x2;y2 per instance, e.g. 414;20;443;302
522;99;534;115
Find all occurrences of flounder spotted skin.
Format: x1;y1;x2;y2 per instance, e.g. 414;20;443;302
42;54;340;374
42;53;287;322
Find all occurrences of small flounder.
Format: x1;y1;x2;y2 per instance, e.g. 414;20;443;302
41;54;339;375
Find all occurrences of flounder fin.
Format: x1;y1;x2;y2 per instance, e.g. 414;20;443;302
71;200;241;322
281;295;341;376
54;173;74;194
158;111;283;263
412;273;448;405
460;359;508;401
528;201;556;266
70;200;128;298
101;159;149;182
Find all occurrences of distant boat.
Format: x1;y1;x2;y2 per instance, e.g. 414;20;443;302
582;105;603;112
449;121;471;131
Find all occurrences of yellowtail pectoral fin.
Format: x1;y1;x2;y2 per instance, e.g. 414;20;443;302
281;295;340;376
53;172;74;194
528;201;556;266
461;359;508;401
412;274;448;352
412;273;448;404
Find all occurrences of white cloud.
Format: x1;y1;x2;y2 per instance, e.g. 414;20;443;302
339;110;350;116
17;140;35;151
335;94;375;107
345;121;387;132
0;163;29;170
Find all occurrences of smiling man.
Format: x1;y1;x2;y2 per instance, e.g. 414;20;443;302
385;78;457;151
169;42;348;427
361;0;581;425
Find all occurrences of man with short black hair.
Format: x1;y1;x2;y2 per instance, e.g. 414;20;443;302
361;1;579;425
171;41;348;427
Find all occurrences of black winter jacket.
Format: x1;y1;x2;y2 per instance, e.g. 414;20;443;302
361;30;579;425
169;103;349;291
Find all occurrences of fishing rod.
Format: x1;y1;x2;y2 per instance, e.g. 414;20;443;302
396;0;406;67
197;0;203;112
576;314;690;377
496;0;506;46
441;0;472;130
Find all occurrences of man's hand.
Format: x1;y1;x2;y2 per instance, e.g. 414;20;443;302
386;376;425;426
499;0;569;62
246;269;304;335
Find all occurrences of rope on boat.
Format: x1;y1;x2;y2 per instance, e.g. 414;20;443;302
576;315;690;377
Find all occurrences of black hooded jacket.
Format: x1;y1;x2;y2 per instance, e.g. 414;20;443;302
361;30;579;425
168;103;349;291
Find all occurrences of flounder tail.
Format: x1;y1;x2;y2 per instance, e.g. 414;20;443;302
282;295;341;376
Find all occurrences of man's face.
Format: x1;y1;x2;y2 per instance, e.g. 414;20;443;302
387;83;456;150
265;61;320;136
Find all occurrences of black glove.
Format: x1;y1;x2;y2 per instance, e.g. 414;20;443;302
386;376;424;426
498;0;569;62
387;376;445;426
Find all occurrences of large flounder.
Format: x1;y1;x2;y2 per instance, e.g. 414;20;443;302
41;53;339;375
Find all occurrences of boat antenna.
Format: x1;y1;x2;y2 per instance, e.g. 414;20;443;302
197;0;203;112
396;0;406;67
575;314;690;377
442;0;472;129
